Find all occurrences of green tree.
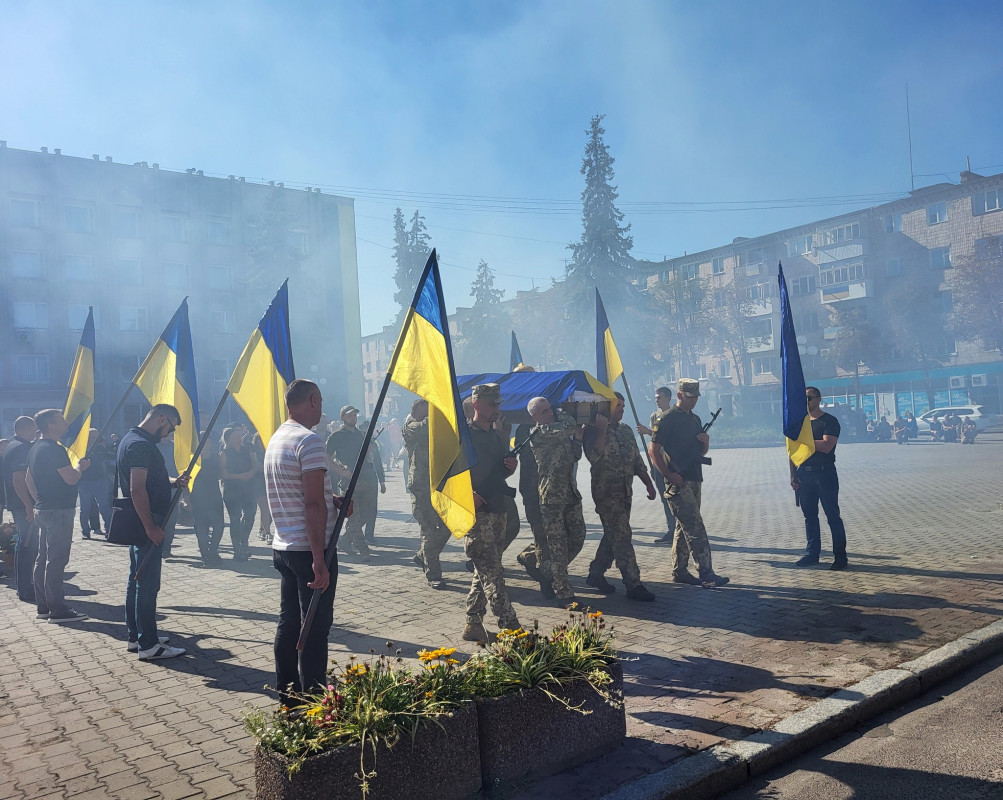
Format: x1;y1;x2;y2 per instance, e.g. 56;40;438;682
648;270;712;383
455;260;509;373
884;281;951;409
392;209;434;331
948;244;1003;351
705;277;770;388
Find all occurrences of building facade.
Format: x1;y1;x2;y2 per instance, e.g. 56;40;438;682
1;142;363;435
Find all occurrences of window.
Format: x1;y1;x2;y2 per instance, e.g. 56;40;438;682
119;355;142;381
211;310;235;335
747;282;774;301
68;305;100;329
116;209;141;238
796;311;819;331
13;302;47;329
117;258;143;285
718;360;731;378
162;214;187;242
974;236;1003;261
695;364;707;380
712;257;725;275
883;213;902;233
65;254;96;281
972;189;1003;216
288;230;309;256
927;202;947;225
64;204;94;233
163;262;189;288
747;247;767;265
16;356;49;384
681;263;699;280
119;307;148;332
10;198;41;227
788;235;812;256
748;318;773;339
11;250;44;278
211;359;231;382
819;223;860;246
885;258;903;277
819;262;865;286
207;266;231;290
207;220;230;246
713;290;727;308
752;356;777;376
791;275;816;297
929;246;951;270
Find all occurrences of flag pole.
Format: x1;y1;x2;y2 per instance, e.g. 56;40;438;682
618;371;657;477
296;251;437;651
134;389;232;579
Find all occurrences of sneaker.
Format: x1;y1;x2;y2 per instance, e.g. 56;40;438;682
138;643;186;660
700;574;730;589
830;560;848;571
462;622;488;642
36;610;50;620
82;532;91;540
48;610;89;624
626;584;656;602
671;571;702;586
516;552;541;582
795;555;820;566
586;573;616;594
127;635;170;652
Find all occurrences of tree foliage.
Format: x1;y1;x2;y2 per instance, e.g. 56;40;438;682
455;261;509;373
648;272;712;384
392;209;433;330
948;246;1003;351
827;305;890;375
705;276;771;387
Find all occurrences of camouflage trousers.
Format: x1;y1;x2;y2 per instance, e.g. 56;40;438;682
589;498;641;589
666;481;715;578
540;500;587;601
411;492;450;581
341;482;375;556
517;495;553;583
464;511;519;629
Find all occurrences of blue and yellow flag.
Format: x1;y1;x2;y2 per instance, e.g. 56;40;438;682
779;263;815;466
595;288;624;389
227;281;295;447
389;250;475;537
510;331;525;371
134;299;202;479
62;307;95;467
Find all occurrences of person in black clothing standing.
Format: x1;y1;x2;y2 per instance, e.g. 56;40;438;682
190;431;224;567
790;387;848;570
3;416;39;603
77;428;114;539
220;426;258;561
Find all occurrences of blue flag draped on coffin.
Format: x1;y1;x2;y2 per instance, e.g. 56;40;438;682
134;299;202;479
389;250;475;537
62;307;95;466
779;263;815;466
595;289;624;389
227;280;295;447
510;331;525;372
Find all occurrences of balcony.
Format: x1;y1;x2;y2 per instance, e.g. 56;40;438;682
748;298;774;316
819;279;871;304
748;334;775;353
823;326;842;340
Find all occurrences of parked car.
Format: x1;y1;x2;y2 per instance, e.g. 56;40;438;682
915;405;997;435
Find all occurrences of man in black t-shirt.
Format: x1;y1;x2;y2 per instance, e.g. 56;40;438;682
26;409;90;623
3;416;39;602
790;387;848;570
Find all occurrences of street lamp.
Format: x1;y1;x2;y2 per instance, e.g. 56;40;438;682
854;361;864;425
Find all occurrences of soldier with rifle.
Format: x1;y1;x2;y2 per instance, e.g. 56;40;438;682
648;379;730;589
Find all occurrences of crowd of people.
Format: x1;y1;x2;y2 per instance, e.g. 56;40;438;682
864;409;979;445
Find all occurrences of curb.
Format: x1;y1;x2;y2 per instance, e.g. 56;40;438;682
601;618;1003;800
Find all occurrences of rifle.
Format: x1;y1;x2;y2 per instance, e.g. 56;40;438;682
507;427;541;459
698;407;723;466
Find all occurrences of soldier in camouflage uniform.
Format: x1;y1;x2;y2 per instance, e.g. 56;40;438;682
635;386;677;543
462;384;521;642
528;396;587;608
327;405;377;560
402;399;451;588
585;393;658;601
648;380;730;589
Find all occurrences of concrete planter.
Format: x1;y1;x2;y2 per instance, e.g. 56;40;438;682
475;662;626;788
254;704;481;800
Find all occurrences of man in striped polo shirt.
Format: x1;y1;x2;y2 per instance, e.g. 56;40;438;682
265;379;352;703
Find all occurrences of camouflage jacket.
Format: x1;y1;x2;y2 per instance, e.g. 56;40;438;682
402;417;429;496
530;409;582;505
585;421;649;502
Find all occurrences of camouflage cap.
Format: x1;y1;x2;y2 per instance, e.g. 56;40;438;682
677;379;701;397
340;404;360;417
471;383;502;403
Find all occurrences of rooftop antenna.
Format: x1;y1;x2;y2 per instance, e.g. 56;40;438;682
906;84;915;191
966;155;972;172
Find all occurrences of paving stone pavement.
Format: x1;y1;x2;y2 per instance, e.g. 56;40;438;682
1;431;1001;799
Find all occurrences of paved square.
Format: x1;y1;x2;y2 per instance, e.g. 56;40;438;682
1;431;1001;799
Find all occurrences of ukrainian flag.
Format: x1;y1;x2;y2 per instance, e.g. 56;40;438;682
389;250;475;537
779;263;815;466
134;299;202;479
62;307;95;467
510;331;525;371
227;281;295;447
595;288;623;389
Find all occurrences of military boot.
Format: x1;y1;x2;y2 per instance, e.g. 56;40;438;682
626;584;656;602
516;551;541;582
462;622;489;642
672;570;702;586
700;573;730;588
586;572;616;594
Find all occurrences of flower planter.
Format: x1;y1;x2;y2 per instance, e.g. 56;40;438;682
474;662;626;788
254;704;482;800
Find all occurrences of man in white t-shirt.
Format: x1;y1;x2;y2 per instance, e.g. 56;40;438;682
265;379;351;702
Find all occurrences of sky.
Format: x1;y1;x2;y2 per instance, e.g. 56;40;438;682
3;0;1003;335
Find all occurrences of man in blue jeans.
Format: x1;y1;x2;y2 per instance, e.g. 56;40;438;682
790;387;848;571
118;405;190;659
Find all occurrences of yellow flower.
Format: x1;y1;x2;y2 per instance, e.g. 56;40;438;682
344;663;368;677
304;705;324;718
437;647;457;658
588;611;603;619
417;649;435;662
446;658;459;665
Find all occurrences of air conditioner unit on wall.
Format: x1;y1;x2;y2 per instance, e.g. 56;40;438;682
971;374;988;387
15;331;33;344
949;376;965;389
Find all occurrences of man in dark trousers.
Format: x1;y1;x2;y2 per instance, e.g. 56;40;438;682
635;386;677;543
327;405;378;559
118;404;189;658
790;387;848;570
3;416;39;603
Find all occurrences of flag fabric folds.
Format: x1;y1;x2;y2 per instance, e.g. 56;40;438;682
779;263;815;466
134;299;202;478
595;288;624;389
62;307;95;466
389;250;476;537
227;281;295;448
510;331;525;371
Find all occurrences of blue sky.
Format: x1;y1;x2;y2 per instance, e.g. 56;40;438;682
3;0;1002;334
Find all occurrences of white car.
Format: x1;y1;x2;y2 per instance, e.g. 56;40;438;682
915;405;997;435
